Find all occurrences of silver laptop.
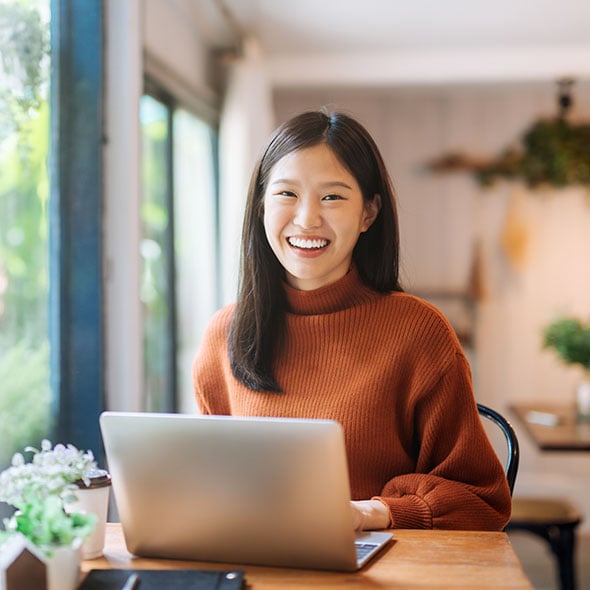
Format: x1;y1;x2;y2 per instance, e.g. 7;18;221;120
99;412;392;571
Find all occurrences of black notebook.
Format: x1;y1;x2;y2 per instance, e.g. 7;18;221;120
78;568;245;590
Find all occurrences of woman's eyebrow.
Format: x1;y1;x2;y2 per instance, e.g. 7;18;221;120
269;178;353;190
318;181;354;190
269;178;297;186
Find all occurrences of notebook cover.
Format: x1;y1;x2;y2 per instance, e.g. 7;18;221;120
78;568;245;590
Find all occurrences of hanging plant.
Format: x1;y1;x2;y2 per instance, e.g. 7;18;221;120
426;79;590;190
475;119;590;188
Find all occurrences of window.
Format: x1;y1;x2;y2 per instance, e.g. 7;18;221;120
1;0;216;475
1;0;104;471
140;94;175;412
173;109;218;413
0;0;51;468
140;88;218;413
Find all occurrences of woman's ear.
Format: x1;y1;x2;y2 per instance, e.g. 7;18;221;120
361;194;382;232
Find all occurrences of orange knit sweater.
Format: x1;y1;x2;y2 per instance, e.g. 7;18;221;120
192;268;511;531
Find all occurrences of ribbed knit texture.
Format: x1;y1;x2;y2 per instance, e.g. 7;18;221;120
192;268;511;531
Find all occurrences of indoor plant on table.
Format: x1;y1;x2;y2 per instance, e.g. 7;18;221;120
0;440;98;590
543;316;590;421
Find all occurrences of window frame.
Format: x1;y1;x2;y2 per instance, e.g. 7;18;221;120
50;0;104;452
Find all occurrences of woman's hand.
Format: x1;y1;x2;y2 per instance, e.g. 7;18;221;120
350;499;391;530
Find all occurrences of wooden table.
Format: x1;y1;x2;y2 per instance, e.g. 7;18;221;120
509;402;590;451
80;523;533;589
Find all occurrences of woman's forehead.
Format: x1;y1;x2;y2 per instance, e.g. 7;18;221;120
267;144;355;183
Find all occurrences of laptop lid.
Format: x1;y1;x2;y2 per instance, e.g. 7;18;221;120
99;412;391;571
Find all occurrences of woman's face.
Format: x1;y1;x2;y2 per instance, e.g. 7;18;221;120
263;143;379;291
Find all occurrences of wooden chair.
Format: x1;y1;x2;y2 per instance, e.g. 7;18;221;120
507;495;582;590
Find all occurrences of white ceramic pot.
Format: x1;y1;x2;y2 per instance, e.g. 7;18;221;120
576;380;590;422
45;541;82;590
0;535;80;590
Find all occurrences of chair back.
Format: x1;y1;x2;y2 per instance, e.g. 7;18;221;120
477;403;519;495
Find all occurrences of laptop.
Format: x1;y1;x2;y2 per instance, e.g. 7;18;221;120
99;412;392;571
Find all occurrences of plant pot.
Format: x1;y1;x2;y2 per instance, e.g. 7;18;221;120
0;535;82;590
576;379;590;423
45;541;82;590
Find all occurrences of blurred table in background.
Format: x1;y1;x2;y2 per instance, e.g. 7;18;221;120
509;402;590;451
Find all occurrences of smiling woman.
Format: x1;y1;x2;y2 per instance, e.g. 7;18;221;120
193;110;512;534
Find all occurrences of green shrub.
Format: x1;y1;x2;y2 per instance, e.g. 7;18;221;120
0;340;51;468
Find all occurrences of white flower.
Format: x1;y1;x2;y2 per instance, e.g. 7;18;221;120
11;453;24;467
0;440;97;507
0;440;100;550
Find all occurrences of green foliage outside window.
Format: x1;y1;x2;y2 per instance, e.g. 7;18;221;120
0;0;49;143
140;95;174;411
0;0;51;469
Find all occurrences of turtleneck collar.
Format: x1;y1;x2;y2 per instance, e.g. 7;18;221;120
284;266;380;315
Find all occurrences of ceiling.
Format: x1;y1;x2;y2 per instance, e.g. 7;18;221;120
190;0;590;87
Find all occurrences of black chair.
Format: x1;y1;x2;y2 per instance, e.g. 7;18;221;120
477;403;520;495
478;403;582;590
508;497;582;590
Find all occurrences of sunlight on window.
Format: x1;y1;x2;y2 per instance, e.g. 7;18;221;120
139;94;173;412
0;0;51;468
139;94;218;413
174;110;217;413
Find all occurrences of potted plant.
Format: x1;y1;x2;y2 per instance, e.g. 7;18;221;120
0;440;98;590
543;316;590;421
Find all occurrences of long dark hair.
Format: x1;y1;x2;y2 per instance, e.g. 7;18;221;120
229;110;402;392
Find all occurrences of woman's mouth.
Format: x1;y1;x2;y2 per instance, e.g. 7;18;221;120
287;237;329;250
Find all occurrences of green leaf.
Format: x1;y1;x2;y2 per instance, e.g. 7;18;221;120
543;317;590;370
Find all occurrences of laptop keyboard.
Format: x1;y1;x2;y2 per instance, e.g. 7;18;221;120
355;542;378;561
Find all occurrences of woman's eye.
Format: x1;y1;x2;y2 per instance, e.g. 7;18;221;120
277;190;296;197
322;194;344;201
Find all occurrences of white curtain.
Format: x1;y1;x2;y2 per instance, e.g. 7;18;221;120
218;37;275;306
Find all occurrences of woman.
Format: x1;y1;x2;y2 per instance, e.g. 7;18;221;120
193;110;511;531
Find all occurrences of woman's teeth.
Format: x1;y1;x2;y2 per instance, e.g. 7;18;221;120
288;237;328;249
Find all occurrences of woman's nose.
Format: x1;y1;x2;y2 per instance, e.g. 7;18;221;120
293;199;322;229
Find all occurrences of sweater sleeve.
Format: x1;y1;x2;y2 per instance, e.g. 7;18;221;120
374;353;512;531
